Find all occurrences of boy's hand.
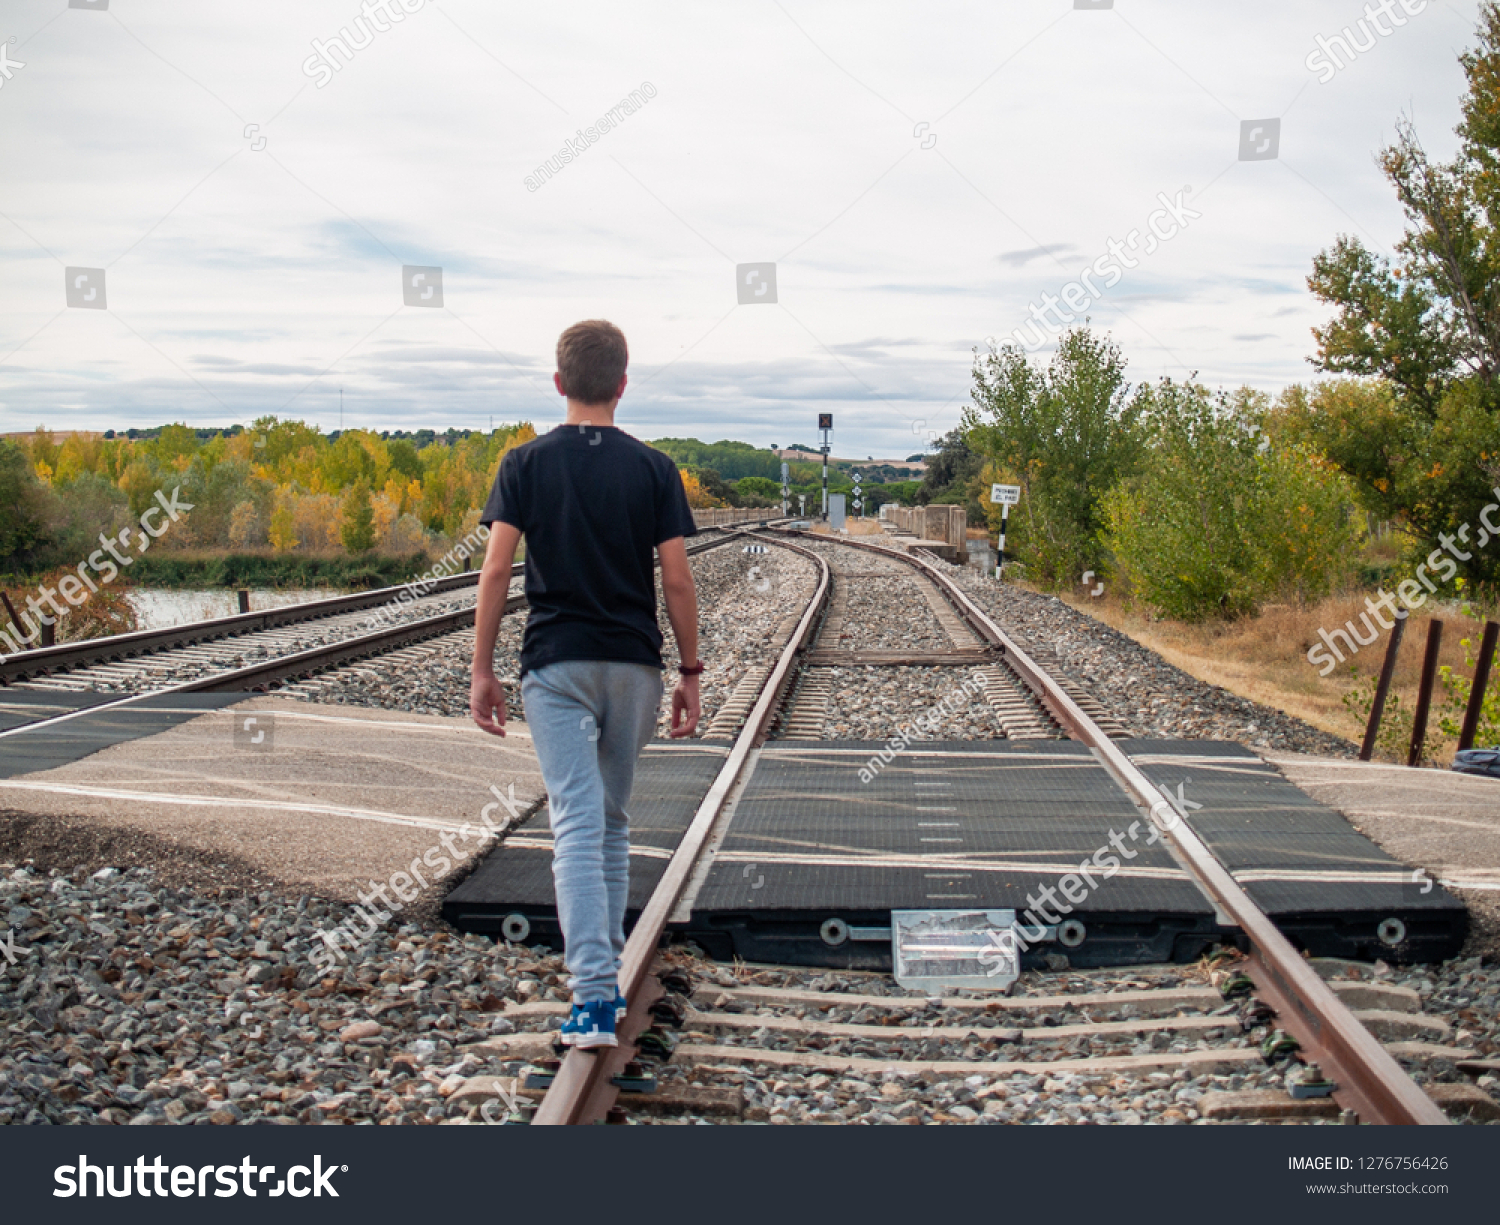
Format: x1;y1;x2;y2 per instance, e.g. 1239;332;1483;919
470;672;508;737
669;674;700;738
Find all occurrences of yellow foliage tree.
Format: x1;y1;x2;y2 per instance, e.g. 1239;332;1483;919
268;502;298;553
678;468;718;508
371;493;400;549
290;491;341;551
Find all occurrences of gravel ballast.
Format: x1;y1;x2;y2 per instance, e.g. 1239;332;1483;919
3;858;1493;1126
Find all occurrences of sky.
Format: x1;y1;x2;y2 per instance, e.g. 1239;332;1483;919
0;0;1484;459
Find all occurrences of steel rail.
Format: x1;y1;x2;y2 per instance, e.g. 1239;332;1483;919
786;528;1447;1125
0;523;759;687
0;530;751;740
0;568;493;684
532;535;831;1125
0;596;527;742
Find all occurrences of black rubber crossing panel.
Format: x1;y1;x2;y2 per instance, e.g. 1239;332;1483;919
1121;741;1466;959
443;736;1467;967
0;693;245;777
688;741;1218;968
0;691;121;733
441;744;727;937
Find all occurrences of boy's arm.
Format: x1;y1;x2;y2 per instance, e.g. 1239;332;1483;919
657;536;700;738
470;521;522;737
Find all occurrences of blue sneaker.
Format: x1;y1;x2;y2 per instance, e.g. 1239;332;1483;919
559;1000;617;1049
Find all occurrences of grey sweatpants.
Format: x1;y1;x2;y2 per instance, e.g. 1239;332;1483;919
520;659;663;1002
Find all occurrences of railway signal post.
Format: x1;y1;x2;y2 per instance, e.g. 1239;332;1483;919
990;482;1020;579
817;412;832;520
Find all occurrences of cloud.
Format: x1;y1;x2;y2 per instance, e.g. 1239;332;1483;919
996;244;1080;268
0;0;1479;453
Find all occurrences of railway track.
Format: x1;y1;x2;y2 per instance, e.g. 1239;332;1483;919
0;528;746;741
0;569;495;695
527;526;1452;1126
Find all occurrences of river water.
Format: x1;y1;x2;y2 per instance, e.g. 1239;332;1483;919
125;588;348;631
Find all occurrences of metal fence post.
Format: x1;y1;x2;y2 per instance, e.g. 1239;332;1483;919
1360;610;1407;762
1457;620;1499;752
1407;619;1443;767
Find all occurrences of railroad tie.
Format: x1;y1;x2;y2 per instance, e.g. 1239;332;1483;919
1021;647;1131;739
978;665;1057;740
916;580;980;648
777;669;834;739
703;665;772;738
769;611;804;649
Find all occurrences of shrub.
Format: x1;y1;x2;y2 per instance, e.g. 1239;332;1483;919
1101;380;1358;620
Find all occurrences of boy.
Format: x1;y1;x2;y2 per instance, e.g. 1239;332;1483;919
469;319;702;1049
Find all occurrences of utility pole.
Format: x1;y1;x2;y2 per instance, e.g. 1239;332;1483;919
339;387;343;433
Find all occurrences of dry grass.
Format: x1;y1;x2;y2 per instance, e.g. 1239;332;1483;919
1052;586;1495;763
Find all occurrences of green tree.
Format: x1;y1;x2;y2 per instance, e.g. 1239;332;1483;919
964;326;1142;585
649;439;781;481
735;476;781;503
340;481;377;553
150;423;201;469
1102;381;1358;620
387;438;422;481
917;429;985;518
1304;5;1500;590
0;441;54;570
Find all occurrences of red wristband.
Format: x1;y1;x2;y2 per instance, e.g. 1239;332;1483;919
678;660;705;676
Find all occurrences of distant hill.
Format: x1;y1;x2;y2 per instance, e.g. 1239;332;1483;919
770;447;925;472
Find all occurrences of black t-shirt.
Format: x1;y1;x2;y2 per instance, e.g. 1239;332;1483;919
480;425;697;676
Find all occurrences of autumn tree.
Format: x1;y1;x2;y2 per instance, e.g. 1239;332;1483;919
678;469;717;508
